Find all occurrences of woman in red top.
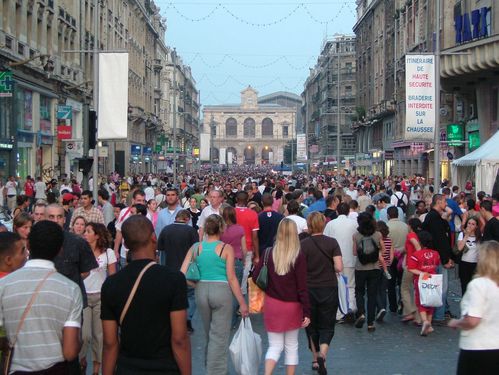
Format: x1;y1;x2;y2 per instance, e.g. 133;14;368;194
252;218;311;375
401;218;423;323
407;231;441;336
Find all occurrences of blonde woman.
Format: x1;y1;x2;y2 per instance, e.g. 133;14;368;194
449;241;499;375
252;218;311;375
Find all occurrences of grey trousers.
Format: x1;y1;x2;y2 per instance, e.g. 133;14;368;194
195;281;233;375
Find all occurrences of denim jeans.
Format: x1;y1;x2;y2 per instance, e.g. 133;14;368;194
376;270;389;312
434;265;449;321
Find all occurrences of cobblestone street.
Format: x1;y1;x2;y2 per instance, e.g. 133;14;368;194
190;272;463;375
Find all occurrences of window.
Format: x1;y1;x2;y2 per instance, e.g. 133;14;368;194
225;118;237;137
244;118;255;137
262;118;273;137
283;126;289;138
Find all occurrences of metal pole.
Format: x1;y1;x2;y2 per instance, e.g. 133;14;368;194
337;54;341;173
92;0;99;201
433;0;441;187
172;50;177;185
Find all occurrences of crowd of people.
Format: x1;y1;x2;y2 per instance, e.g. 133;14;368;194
0;168;498;375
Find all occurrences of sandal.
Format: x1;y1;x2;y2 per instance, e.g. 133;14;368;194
312;361;319;371
317;356;327;375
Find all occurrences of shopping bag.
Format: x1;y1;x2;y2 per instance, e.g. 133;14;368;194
248;278;265;314
418;274;443;307
337;273;349;315
229;317;262;375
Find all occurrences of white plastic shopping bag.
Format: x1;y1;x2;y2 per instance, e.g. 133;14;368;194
337;273;349;315
229;317;262;375
418;273;443;307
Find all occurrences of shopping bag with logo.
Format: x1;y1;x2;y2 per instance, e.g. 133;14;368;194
337;273;349;315
248;278;265;314
229;317;262;375
418;273;443;307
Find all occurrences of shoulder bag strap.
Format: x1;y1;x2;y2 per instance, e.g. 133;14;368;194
263;246;271;265
10;270;55;348
191;243;201;262
120;261;156;325
218;243;227;258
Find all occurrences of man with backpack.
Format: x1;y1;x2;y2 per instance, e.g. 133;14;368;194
391;184;408;219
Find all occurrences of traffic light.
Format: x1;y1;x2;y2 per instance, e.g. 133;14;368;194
89;110;97;149
78;158;93;174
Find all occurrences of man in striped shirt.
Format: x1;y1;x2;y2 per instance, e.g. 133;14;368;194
0;221;82;374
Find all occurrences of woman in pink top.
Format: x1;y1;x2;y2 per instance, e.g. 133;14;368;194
221;206;247;326
252;219;310;375
401;218;423;323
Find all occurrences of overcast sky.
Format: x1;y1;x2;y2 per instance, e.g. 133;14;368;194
158;0;357;106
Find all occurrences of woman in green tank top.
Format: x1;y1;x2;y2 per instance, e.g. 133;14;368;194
181;214;248;375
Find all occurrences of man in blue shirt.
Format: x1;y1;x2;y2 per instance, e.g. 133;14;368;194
304;190;326;218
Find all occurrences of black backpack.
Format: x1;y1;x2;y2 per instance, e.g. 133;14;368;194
395;192;407;213
357;236;380;265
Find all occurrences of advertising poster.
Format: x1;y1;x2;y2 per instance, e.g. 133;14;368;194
405;55;436;140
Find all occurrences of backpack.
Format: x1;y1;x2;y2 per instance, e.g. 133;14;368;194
357;236;380;265
395;192;407;213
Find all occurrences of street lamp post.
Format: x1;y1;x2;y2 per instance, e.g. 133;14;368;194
433;0;441;186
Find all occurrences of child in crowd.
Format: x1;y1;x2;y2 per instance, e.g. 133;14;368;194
407;231;441;336
375;221;393;322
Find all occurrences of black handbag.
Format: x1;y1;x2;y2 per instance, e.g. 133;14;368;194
255;247;271;290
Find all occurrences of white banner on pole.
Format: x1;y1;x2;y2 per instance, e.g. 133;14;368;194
200;133;211;161
405;55;436;140
228;152;233;165
220;147;226;165
98;53;129;139
297;134;307;161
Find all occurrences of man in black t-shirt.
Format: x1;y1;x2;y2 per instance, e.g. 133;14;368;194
480;200;499;242
157;209;199;332
258;193;284;254
101;215;191;375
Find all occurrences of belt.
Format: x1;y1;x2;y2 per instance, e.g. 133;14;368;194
7;195;15;197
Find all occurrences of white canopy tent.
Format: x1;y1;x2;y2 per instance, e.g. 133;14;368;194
451;130;499;195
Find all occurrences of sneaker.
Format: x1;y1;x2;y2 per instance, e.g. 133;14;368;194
367;325;376;332
376;309;386;323
420;321;431;336
355;315;366;328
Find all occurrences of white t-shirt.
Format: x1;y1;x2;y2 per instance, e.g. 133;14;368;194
34;181;46;199
115;207;133;258
5;181;17;196
346;189;358;201
83;248;117;293
287;214;308;234
459;277;499;350
391;191;408;207
457;232;479;263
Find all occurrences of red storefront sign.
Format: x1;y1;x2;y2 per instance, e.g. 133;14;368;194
57;125;72;140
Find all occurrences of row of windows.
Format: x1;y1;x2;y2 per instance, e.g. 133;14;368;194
224;117;278;137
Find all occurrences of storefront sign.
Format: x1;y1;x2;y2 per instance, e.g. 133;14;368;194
447;124;464;146
455;7;489;44
468;131;480;151
0;71;14;97
143;146;152;155
57;105;73;120
57;126;72;140
296;133;307;161
405;55;436;141
0;142;13;150
131;144;141;155
65;140;84;158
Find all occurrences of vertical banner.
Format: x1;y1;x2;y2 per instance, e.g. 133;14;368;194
228;151;233;165
405;55;436;140
296;133;307;161
219;147;226;165
200;133;211;161
98;53;129;139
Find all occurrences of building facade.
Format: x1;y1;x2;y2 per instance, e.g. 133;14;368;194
203;86;296;166
302;34;357;167
0;0;198;180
